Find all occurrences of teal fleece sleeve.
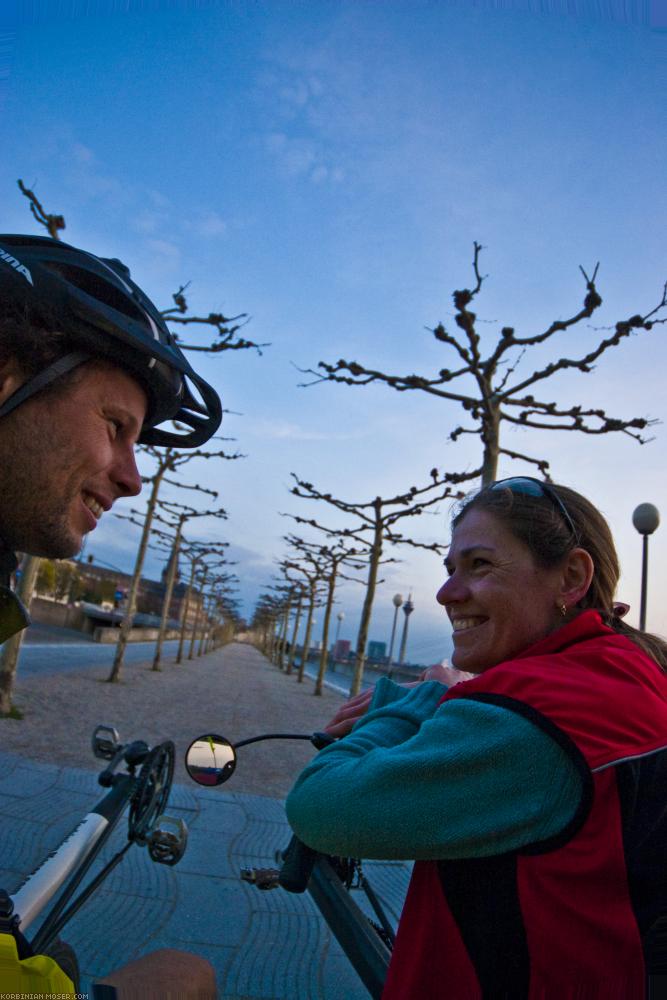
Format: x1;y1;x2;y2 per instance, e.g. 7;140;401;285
285;679;583;860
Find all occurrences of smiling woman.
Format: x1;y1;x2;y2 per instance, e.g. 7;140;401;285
286;478;667;999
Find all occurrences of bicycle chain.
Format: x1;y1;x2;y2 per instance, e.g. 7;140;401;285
128;741;175;844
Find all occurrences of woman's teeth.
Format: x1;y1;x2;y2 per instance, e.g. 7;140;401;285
452;617;486;632
83;493;104;519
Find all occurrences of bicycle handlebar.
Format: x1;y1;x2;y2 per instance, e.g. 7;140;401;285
277;834;318;893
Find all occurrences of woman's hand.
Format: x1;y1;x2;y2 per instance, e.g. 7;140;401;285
323;665;474;737
324;687;376;738
417;664;475;686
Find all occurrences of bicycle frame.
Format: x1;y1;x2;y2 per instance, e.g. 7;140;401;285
308;855;391;1000
186;729;398;1000
14;771;137;954
5;725;183;959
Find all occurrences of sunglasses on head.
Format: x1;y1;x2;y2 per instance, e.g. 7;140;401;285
489;476;578;540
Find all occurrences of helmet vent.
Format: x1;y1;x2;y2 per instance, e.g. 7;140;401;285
42;261;146;325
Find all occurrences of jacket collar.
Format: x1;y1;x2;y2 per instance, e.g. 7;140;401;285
514;609;613;661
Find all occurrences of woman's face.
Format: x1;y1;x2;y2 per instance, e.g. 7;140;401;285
436;508;564;673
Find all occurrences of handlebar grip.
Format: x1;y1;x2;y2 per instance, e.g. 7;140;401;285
311;731;336;750
278;834;317;893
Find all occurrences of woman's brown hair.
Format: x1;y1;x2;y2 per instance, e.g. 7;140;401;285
452;481;667;671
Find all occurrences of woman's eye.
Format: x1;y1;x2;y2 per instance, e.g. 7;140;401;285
472;557;489;568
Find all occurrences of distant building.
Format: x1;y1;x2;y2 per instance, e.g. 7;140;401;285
332;639;351;660
367;640;387;661
66;555;203;626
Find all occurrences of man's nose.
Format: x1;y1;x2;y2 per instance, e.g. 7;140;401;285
113;443;143;498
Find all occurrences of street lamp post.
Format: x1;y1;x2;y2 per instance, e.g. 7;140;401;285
632;503;660;631
335;611;345;646
387;593;403;678
398;594;414;665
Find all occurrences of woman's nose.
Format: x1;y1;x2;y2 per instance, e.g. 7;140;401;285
436;574;465;607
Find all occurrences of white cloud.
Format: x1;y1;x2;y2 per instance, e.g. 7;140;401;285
133;210;164;234
71;141;94;163
145;238;181;270
265;130;341;184
251;418;366;442
185;210;227;237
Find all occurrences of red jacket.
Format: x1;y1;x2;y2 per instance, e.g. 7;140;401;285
382;611;667;999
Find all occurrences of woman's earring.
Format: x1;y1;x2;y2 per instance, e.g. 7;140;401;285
558;602;567;617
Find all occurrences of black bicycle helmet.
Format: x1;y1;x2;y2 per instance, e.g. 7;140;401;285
0;234;222;447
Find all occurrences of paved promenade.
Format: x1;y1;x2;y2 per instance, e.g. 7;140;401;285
0;642;411;998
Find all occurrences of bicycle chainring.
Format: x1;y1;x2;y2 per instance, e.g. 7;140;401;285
128;741;175;844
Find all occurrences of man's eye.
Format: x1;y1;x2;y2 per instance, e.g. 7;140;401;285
472;557;489;568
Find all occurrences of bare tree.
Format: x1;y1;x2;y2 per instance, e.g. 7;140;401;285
176;545;233;663
302;243;666;485
17;180;65;239
289;468;472;695
160;282;267;355
107;443;236;682
252;594;284;658
280;532;367;693
149;500;228;671
281;539;328;681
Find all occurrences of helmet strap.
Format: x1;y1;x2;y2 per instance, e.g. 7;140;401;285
0;351;90;419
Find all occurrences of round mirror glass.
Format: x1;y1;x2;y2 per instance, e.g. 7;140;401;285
185;734;236;786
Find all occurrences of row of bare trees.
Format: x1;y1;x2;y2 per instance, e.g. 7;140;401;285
254;244;666;696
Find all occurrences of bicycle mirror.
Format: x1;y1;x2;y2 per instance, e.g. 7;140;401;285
185;734;236;786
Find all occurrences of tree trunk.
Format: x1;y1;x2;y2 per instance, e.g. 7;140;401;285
197;597;209;656
152;518;183;671
189;567;208;659
480;399;501;486
286;592;303;675
176;564;195;664
278;600;291;671
315;566;338;696
108;464;167;682
0;554;41;714
297;587;316;683
350;513;383;697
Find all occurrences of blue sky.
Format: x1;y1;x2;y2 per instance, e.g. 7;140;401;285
1;0;665;664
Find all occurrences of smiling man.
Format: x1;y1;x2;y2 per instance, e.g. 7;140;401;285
0;233;222;639
0;235;222;997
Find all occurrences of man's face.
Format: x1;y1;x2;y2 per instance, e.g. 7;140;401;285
0;360;146;558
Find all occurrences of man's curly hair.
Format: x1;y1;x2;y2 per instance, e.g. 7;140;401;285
0;307;77;382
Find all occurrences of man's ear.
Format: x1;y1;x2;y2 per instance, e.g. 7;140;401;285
559;548;595;608
0;358;26;407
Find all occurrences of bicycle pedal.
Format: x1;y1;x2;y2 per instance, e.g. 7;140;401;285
147;815;188;866
240;866;281;890
92;724;121;760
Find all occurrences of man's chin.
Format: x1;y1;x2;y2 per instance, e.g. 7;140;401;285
22;529;85;561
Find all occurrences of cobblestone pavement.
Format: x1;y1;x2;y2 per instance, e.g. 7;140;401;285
0;642;411;998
